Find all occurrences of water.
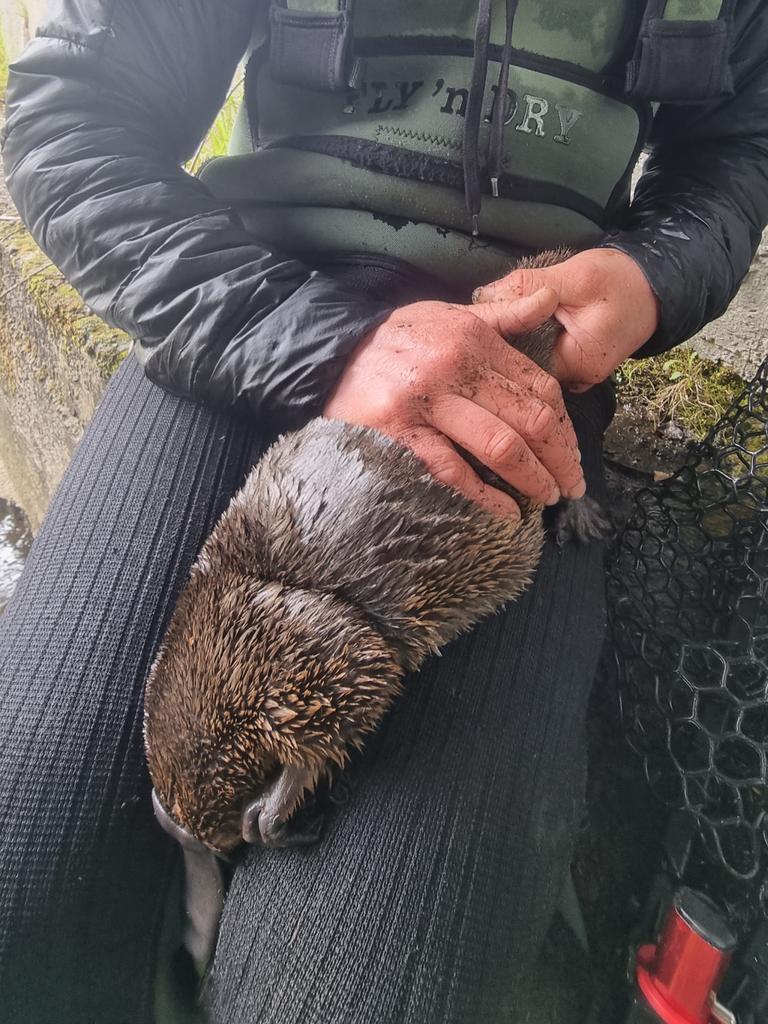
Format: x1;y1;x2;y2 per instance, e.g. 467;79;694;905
0;498;32;613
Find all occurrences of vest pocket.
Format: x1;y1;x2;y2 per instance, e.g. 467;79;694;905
269;2;362;93
625;18;734;103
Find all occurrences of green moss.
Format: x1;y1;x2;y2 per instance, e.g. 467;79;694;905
3;224;129;380
615;348;745;439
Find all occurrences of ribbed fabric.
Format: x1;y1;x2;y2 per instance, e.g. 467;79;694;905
0;356;610;1024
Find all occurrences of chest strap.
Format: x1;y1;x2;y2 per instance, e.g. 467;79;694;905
625;0;734;102
270;0;363;92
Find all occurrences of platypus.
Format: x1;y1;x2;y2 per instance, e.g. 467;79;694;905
144;250;609;856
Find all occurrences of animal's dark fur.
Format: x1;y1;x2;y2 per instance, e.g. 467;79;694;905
143;249;607;852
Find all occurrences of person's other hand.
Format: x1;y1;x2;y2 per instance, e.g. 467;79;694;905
323;294;586;522
473;249;661;393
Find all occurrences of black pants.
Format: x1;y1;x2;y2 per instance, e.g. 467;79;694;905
0;355;611;1024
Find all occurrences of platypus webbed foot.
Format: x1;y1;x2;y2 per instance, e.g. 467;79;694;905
552;496;612;546
241;763;322;849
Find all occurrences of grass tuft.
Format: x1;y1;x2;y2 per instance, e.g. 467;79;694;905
187;78;244;176
615;347;745;439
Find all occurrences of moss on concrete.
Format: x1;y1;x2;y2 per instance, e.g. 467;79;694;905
3;223;129;379
0;325;17;393
615;347;745;439
0;214;129;527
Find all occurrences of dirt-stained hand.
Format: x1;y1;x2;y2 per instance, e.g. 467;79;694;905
323;292;586;522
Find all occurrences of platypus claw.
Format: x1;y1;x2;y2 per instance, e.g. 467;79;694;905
241;763;320;848
244;809;323;849
552;495;613;546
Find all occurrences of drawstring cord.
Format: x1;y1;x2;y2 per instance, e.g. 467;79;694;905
463;0;493;236
489;0;518;198
463;0;519;233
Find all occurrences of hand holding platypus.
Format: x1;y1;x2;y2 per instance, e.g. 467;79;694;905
143;251;610;854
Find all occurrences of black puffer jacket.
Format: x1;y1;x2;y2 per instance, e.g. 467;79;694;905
2;1;767;430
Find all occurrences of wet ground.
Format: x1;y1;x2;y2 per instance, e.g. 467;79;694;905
0;497;32;613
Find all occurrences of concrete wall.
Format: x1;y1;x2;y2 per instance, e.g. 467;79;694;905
689;235;767;379
0;191;129;531
0;0;43;70
0;0;45;61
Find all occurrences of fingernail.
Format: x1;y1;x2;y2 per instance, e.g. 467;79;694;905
566;481;587;500
546;487;561;506
472;287;484;303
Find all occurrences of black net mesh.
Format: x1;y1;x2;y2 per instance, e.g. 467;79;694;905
608;357;768;946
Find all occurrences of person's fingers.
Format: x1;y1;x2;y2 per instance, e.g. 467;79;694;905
485;341;582;462
473;266;549;303
427;394;563;506
472;261;588;306
468;287;559;340
547;333;571;383
548;322;607;390
464;370;586;498
402;426;522;521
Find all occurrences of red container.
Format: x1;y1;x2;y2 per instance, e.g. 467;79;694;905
634;888;736;1024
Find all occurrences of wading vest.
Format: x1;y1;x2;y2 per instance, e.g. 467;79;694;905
200;0;733;290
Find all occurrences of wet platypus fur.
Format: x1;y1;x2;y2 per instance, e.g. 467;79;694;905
143;249;610;854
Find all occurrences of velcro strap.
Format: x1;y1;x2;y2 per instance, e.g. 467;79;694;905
626;1;734;103
269;2;362;93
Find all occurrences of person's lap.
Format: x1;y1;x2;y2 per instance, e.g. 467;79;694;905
0;354;609;1024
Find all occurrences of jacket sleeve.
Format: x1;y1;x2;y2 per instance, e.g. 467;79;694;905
600;0;768;358
0;0;393;428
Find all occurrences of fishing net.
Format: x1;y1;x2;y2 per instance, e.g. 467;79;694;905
607;357;768;1015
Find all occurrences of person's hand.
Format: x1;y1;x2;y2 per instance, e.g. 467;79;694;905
473;249;661;393
323;294;586;522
